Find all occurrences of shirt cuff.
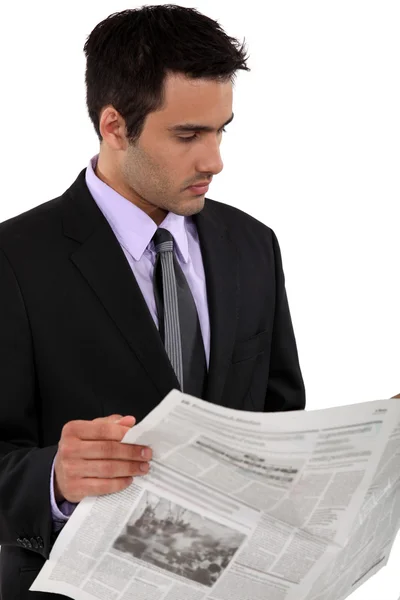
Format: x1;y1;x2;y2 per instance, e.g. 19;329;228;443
50;455;77;522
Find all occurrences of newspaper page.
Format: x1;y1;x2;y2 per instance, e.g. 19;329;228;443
31;390;400;600
304;410;400;600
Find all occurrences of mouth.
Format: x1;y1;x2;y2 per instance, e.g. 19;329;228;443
186;183;210;195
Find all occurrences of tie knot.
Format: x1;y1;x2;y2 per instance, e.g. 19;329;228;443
153;228;174;253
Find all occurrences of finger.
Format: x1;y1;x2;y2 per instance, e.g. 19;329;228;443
65;459;150;479
60;439;152;461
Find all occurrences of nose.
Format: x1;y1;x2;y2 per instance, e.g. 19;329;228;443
195;138;224;177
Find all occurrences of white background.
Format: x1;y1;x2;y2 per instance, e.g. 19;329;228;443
1;1;399;598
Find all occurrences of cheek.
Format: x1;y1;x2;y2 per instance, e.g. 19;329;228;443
162;160;185;189
150;144;191;190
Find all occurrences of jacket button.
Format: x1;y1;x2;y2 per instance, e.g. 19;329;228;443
22;538;32;549
37;536;44;549
30;538;38;549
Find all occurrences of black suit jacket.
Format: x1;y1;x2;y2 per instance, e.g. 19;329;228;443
0;167;305;600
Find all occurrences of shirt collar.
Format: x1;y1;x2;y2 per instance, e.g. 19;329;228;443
85;154;189;263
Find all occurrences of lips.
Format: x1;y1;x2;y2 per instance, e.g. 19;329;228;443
187;183;209;194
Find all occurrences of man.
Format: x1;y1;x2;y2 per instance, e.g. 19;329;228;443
0;5;308;600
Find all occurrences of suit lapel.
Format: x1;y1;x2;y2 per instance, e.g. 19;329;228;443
62;169;180;401
194;206;239;406
61;168;239;406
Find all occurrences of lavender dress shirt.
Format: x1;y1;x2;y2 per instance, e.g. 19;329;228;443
50;154;210;529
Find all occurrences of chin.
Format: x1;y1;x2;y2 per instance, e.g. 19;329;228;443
185;199;205;216
170;197;205;217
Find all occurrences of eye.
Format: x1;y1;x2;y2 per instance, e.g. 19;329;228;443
178;127;227;143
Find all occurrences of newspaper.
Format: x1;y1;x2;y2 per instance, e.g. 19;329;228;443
31;389;400;600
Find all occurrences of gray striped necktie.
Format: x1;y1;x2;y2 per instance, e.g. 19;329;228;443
152;228;207;398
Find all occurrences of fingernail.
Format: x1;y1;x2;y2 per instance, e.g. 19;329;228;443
115;415;135;424
140;463;149;473
141;448;152;459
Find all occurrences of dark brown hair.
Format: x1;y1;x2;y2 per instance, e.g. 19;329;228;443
83;4;250;143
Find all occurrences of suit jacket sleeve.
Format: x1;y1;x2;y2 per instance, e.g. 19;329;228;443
0;247;58;559
265;230;306;412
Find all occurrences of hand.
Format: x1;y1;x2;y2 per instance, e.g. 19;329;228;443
54;414;152;503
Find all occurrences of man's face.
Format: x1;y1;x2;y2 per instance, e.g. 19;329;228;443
115;72;233;221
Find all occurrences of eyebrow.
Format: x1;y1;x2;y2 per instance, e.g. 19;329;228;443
167;112;234;133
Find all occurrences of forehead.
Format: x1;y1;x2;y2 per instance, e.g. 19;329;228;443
151;72;233;126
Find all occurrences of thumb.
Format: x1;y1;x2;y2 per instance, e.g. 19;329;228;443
92;414;123;423
91;414;136;426
114;415;136;426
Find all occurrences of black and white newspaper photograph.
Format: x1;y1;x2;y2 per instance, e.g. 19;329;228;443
112;491;245;587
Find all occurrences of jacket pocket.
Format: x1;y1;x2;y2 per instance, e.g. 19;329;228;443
231;329;269;364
